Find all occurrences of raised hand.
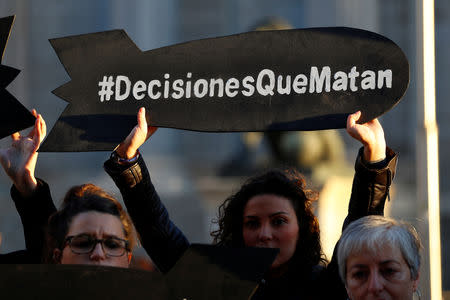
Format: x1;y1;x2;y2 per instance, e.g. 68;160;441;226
115;107;158;159
346;111;386;162
0;110;46;196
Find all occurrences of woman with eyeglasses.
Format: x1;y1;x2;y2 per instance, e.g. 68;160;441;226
0;112;135;267
46;183;135;267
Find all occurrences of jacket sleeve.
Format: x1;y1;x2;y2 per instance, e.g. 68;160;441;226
343;146;398;230
10;178;57;263
322;146;398;298
104;155;190;273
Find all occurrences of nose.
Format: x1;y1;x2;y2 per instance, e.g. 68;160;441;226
367;271;383;294
258;223;273;242
89;242;106;261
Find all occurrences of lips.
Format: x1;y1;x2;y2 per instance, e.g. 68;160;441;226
255;243;278;249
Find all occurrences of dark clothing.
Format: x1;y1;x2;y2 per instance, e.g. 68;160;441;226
6;146;396;299
344;147;397;227
1;179;56;263
0;250;35;263
251;264;326;300
104;147;398;299
104;155;190;273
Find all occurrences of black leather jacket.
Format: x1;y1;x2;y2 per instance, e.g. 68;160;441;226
104;146;397;299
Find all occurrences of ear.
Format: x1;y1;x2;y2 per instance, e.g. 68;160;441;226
53;249;62;264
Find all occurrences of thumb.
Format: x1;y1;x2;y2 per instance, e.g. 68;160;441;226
137;107;147;129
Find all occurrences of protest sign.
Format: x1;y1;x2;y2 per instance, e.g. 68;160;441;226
0;15;35;139
0;244;277;300
40;27;409;151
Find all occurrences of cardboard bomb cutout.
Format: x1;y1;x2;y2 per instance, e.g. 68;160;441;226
0;15;35;139
0;244;277;300
40;27;409;152
166;244;278;300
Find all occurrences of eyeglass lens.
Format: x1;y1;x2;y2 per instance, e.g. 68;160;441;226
69;234;127;257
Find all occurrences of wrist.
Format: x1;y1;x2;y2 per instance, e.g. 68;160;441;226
111;149;140;166
114;142;139;159
363;143;386;163
15;171;38;197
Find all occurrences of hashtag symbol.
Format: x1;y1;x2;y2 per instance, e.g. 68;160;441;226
98;76;115;102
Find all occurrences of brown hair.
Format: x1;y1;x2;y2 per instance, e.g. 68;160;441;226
45;184;135;263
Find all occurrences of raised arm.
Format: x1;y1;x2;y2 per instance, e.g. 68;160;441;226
344;111;397;227
104;107;189;273
321;111;398;299
0;111;56;263
0;110;44;196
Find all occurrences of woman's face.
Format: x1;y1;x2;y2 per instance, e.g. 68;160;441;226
242;194;299;269
57;211;130;268
345;244;419;300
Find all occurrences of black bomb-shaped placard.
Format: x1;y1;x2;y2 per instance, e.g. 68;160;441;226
0;15;35;139
40;27;409;152
0;244;277;300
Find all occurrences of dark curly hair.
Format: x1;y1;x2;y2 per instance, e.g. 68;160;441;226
45;183;135;263
211;168;327;271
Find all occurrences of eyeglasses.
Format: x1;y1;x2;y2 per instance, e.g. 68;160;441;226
64;234;130;257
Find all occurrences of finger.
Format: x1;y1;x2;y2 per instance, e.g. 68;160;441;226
11;132;20;141
36;115;46;144
27;113;40;138
137;107;147;129
347;111;360;129
350;111;361;122
40;114;47;141
32;120;42;152
28;109;38;138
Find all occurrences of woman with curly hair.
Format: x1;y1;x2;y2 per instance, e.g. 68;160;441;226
103;108;398;299
213;169;324;268
211;169;326;298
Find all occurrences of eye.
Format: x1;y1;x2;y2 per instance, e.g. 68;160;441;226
271;217;287;226
104;238;124;250
350;270;368;281
244;219;259;229
381;267;398;278
70;235;94;248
